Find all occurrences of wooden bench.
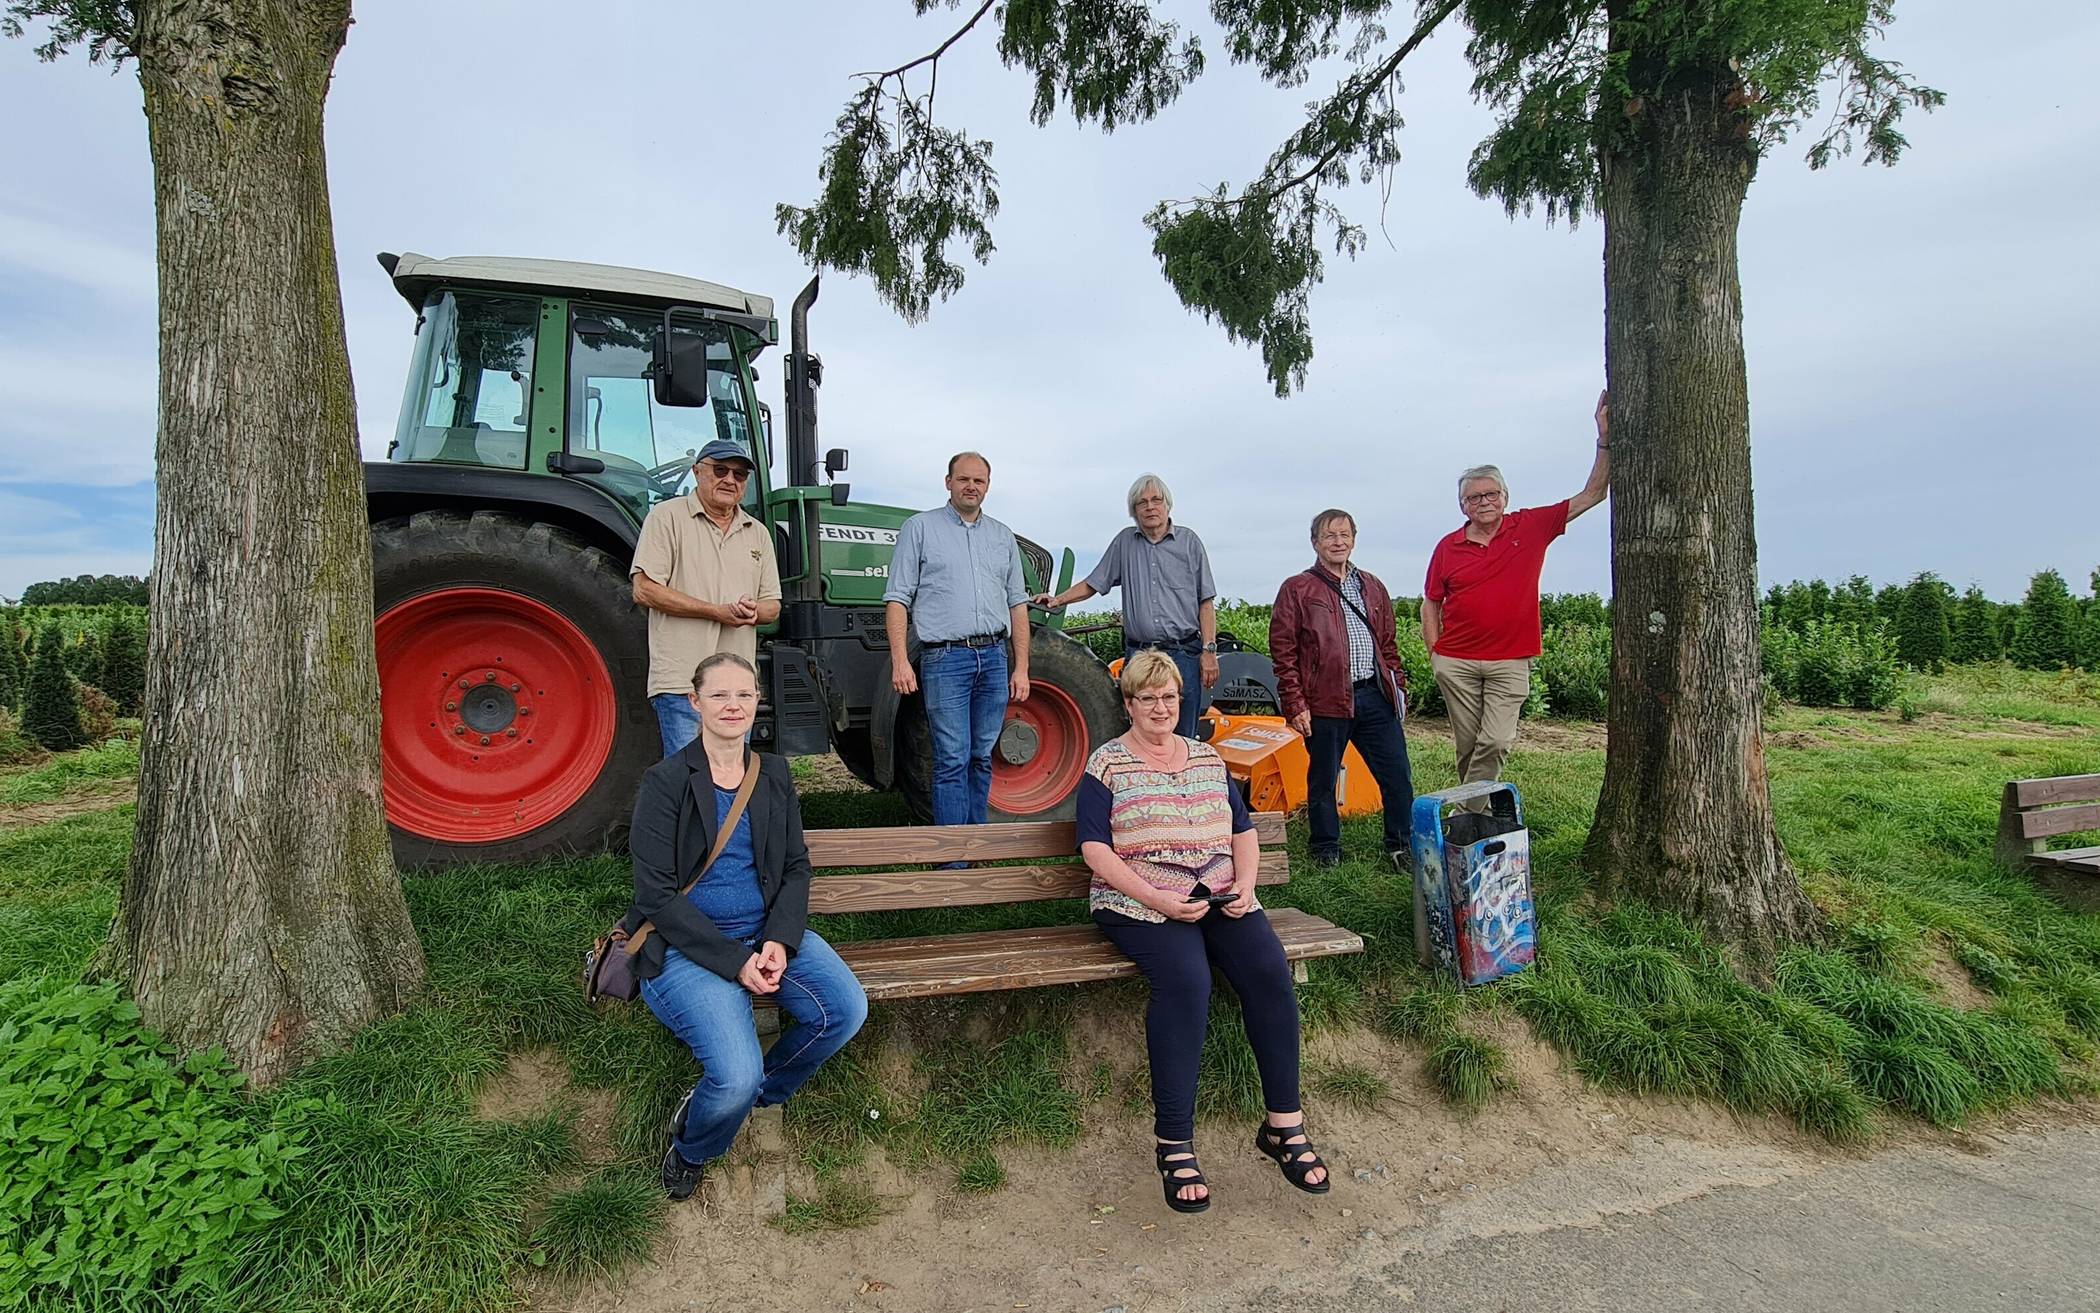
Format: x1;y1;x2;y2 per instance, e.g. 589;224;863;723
1998;774;2100;878
791;811;1363;1001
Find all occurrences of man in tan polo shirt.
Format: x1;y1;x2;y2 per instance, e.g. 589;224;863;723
631;438;782;755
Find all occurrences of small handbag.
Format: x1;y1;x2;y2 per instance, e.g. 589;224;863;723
583;756;760;1005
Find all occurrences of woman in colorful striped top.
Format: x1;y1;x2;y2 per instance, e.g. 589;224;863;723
1078;650;1328;1214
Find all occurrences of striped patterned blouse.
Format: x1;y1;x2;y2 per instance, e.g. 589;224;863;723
1076;737;1255;923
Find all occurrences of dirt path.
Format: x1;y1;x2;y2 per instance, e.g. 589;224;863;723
0;781;135;828
518;1026;2091;1313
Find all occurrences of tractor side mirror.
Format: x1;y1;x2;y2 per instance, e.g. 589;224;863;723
651;319;712;408
824;447;849;476
758;401;775;467
830;483;851;506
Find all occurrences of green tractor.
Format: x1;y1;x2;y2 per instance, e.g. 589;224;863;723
364;253;1125;866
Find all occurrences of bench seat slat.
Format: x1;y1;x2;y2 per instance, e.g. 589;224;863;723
2031;845;2100;876
2012;775;2100;808
821;908;1364;1004
806;811;1287;868
2017;802;2100;841
807;849;1291;914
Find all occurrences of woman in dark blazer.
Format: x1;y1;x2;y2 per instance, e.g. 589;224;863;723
624;652;867;1201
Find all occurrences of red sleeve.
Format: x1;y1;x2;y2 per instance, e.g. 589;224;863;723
1269;580;1305;721
1531;500;1571;542
1423;539;1450;603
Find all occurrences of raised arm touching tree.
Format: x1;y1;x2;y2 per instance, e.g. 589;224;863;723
784;0;1942;971
7;0;425;1082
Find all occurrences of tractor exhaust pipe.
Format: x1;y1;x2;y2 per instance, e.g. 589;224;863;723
786;276;823;603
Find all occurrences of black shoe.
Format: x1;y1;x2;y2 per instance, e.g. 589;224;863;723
1388;848;1414;875
1310;852;1342;870
662;1091;702;1201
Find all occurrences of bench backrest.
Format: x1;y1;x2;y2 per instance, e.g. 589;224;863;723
804;812;1289;915
1999;774;2100;856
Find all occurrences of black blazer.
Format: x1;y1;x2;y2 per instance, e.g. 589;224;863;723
620;746;814;984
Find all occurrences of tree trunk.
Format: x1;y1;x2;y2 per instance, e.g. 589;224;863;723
1585;55;1822;973
99;0;425;1086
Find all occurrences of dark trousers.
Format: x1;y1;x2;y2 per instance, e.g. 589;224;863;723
1124;641;1207;738
1095;907;1302;1142
1308;679;1415;859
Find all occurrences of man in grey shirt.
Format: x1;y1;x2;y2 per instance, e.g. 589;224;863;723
1036;473;1218;738
884;451;1031;832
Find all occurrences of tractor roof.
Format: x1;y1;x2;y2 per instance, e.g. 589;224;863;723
383;252;775;320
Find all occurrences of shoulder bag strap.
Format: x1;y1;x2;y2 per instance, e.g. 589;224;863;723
1305;567;1379;632
624;752;763;956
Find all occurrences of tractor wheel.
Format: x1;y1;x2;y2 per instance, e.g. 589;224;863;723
896;627;1126;823
371;509;656;867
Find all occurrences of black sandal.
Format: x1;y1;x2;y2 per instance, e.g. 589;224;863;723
1255;1118;1331;1194
1155;1140;1211;1213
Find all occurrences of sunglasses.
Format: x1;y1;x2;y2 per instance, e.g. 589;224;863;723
700;462;752;482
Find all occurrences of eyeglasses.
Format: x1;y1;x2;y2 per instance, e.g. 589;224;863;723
701;462;752;483
1130;692;1181;709
1463;489;1506;505
1317;532;1355;544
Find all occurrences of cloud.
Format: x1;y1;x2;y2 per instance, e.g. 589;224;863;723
0;210;158;305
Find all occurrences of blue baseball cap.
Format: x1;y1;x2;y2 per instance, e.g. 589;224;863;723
691;438;754;468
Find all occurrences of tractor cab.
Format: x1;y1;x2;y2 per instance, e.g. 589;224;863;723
379;252;778;525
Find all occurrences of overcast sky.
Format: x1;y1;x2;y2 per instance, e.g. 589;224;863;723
1;0;2093;606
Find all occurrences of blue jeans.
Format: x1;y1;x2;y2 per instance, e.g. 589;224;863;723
921;641;1009;826
1124;642;1207;739
640;932;869;1164
652;692;700;757
1307;680;1415;859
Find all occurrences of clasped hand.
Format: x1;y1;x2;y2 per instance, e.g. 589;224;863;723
738;940;789;995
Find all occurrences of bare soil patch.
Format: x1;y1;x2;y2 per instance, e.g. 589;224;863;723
476;1048;619;1165
0;781;135;829
1916;939;1994;1010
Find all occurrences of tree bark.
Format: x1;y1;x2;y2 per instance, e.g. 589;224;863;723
99;0;425;1085
1585;52;1822;973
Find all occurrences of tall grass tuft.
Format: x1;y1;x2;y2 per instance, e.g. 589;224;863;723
532;1168;664;1281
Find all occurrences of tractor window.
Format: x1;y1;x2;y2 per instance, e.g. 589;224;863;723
565;306;759;519
388;291;535;470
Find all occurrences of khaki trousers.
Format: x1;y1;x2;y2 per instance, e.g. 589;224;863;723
1431;654;1532;792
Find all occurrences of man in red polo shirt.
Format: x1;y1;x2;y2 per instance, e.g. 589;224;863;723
1422;392;1612;795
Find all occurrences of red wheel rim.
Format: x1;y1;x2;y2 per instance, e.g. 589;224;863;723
990;681;1090;816
375;588;616;844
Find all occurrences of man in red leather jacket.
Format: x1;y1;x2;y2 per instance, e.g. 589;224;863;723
1269;509;1416;871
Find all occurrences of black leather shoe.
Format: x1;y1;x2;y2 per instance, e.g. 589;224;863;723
1388;848;1414;875
661;1090;702;1200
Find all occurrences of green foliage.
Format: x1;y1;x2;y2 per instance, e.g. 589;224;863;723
776;1178;884;1234
2010;569;2078;671
1426;1031;1510;1110
1893;572;1950;672
1535;621;1609;719
0;978;300;1306
0;611;24;713
1538;592;1608;629
98;609;147;717
0;707;36;766
16;573;149;606
1949;585;2001;664
20;627;85;752
2081;602;2100;674
1762;617;1901;710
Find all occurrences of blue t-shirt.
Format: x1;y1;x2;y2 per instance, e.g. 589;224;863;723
689;784;767;941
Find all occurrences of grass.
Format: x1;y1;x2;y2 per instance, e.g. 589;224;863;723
0;735;138;804
2;660;2096;1307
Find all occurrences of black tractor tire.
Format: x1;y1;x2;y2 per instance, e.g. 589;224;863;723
371;509;656;868
896;627;1126;823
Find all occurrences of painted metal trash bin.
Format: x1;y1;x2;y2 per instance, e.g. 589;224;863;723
1409;781;1536;986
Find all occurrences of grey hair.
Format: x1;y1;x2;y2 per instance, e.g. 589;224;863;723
1126;473;1172;518
1457;464;1509;502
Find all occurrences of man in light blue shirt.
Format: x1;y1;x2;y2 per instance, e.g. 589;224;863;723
883;451;1032;832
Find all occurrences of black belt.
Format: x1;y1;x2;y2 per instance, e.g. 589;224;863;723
1135;635;1203;653
1353;675;1381;689
922;633;1005;649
